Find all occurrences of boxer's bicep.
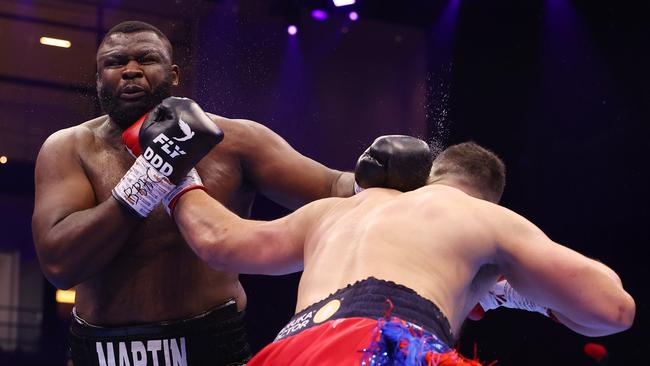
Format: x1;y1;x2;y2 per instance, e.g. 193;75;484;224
238;120;344;209
32;131;96;246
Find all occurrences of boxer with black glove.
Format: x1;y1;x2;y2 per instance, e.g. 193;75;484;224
112;96;223;217
166;134;437;215
34;21;397;366
354;135;434;192
169;140;634;366
121;105;207;217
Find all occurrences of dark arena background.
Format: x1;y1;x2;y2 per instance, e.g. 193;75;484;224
0;0;647;365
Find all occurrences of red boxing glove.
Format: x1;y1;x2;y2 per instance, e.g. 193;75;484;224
122;113;149;157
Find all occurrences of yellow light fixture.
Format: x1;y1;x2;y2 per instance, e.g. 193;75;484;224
0;156;7;164
40;36;72;48
55;289;75;304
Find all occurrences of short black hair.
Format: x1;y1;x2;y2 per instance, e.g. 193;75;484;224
100;21;173;59
429;142;506;203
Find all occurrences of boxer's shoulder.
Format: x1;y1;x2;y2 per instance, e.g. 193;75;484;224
203;114;280;165
43;115;108;149
206;113;270;142
38;120;97;161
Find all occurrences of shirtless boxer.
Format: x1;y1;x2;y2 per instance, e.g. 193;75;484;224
171;141;635;365
31;21;432;366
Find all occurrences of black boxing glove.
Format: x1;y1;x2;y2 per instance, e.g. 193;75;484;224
138;97;223;182
355;135;433;192
112;97;223;217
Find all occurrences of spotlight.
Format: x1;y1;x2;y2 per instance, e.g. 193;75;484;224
56;290;75;304
0;156;7;164
311;9;328;21
39;36;71;48
333;0;355;7
349;11;359;21
287;25;298;35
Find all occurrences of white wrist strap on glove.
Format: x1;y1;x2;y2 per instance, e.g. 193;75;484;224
353;181;365;194
163;168;205;217
479;279;551;317
112;155;175;217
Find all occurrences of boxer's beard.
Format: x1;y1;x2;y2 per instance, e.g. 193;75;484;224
98;77;172;129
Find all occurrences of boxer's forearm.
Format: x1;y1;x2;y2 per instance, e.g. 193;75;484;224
547;260;634;336
331;171;356;197
567;260;636;335
34;198;140;289
553;298;633;337
506;251;635;337
549;309;631;337
174;189;305;275
174;190;255;269
174;190;264;272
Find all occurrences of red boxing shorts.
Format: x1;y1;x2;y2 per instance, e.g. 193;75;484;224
248;277;483;366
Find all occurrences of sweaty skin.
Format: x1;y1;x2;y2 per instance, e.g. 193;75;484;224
32;31;354;325
174;184;635;338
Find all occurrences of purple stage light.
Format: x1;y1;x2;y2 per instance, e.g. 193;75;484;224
333;0;355;7
311;9;328;21
348;11;359;21
287;25;298;35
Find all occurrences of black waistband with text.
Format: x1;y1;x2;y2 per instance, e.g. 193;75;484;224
275;277;453;345
69;300;250;366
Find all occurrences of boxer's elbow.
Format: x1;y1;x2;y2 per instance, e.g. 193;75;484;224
581;292;636;336
36;242;82;289
606;292;636;333
596;263;635;331
40;262;78;290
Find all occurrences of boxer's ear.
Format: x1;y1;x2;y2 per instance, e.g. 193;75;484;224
171;65;180;86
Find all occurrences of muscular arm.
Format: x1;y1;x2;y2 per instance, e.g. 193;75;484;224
494;208;635;336
232;118;354;209
31;129;139;289
174;189;338;275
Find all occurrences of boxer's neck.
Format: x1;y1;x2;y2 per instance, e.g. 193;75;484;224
428;176;486;202
98;115;125;146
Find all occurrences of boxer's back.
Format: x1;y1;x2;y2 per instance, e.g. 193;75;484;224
55;116;254;325
298;184;501;335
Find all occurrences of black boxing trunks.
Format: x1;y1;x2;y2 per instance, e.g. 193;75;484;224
69;300;251;366
247;277;483;366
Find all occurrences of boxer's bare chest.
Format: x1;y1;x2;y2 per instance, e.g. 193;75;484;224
73;125;255;322
85;133;252;248
56;114;264;323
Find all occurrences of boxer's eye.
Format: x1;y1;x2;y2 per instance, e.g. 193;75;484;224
104;58;125;68
139;56;158;65
137;51;163;65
